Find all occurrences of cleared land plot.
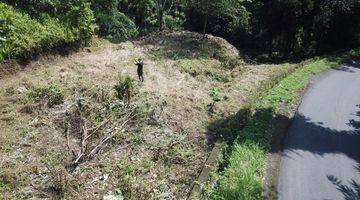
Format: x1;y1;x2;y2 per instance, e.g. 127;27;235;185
0;32;296;199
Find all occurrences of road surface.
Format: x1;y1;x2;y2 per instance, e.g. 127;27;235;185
278;61;360;200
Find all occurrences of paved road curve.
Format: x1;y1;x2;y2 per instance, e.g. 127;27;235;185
278;61;360;200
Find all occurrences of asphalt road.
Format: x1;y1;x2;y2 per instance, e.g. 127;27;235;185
278;61;360;200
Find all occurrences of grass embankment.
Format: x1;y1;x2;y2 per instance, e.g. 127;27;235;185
210;49;360;200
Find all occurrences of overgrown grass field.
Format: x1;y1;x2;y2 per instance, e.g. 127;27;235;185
0;32;299;199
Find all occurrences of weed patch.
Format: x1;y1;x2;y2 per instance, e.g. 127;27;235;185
28;84;65;107
114;75;135;103
1;144;13;153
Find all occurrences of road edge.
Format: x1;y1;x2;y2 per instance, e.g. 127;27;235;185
263;66;342;200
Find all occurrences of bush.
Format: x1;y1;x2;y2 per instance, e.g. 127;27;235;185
114;76;135;102
0;2;95;62
28;84;65;107
62;0;96;42
3;0;96;40
164;11;186;31
96;12;138;43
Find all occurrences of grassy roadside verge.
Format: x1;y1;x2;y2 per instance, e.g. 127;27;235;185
209;49;360;200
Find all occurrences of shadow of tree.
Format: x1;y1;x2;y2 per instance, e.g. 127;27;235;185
335;61;360;73
327;166;360;200
282;113;360;163
325;105;360;200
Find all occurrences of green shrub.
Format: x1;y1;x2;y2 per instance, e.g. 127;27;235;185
2;0;96;41
96;12;138;43
62;0;96;42
114;76;135;101
348;48;360;60
28;84;65;107
164;11;186;31
210;87;222;102
0;2;95;62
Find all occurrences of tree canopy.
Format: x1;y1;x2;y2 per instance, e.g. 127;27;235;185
1;0;359;61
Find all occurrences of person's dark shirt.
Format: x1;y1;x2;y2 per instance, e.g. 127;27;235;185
136;61;144;73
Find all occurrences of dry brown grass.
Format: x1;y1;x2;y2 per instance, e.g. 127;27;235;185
0;32;296;199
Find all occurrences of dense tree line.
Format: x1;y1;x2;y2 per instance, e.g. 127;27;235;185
187;0;360;58
91;0;360;58
1;0;359;61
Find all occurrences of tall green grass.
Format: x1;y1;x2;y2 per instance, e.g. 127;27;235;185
211;50;359;199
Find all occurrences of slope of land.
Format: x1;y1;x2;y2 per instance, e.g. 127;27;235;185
0;31;296;199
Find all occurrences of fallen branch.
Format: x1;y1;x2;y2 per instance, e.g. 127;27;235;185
71;111;136;165
65;122;76;157
73;121;89;164
87;114;135;158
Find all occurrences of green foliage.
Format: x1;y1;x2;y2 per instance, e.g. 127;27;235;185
254;0;360;57
1;0;358;61
28;84;65;107
212;141;265;200
210;87;222;102
63;0;96;42
164;11;186;31
348;48;360;60
3;0;96;41
93;0;187;34
185;0;359;58
114;76;135;101
96;12;138;42
190;0;249;18
1;144;13;153
189;0;250;33
92;0;139;42
0;2;95;62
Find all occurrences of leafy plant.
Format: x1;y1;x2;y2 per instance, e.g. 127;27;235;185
164;11;186;31
114;76;135;102
28;84;65;107
210;87;222;102
96;11;138;43
1;144;13;153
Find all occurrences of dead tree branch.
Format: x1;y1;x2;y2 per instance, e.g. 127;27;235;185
71;110;136;166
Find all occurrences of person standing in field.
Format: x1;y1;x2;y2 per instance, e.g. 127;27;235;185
135;58;144;82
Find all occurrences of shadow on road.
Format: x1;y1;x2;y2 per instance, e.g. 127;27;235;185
335;61;360;73
327;165;360;200
282;103;360;200
282;113;360;163
325;104;360;200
